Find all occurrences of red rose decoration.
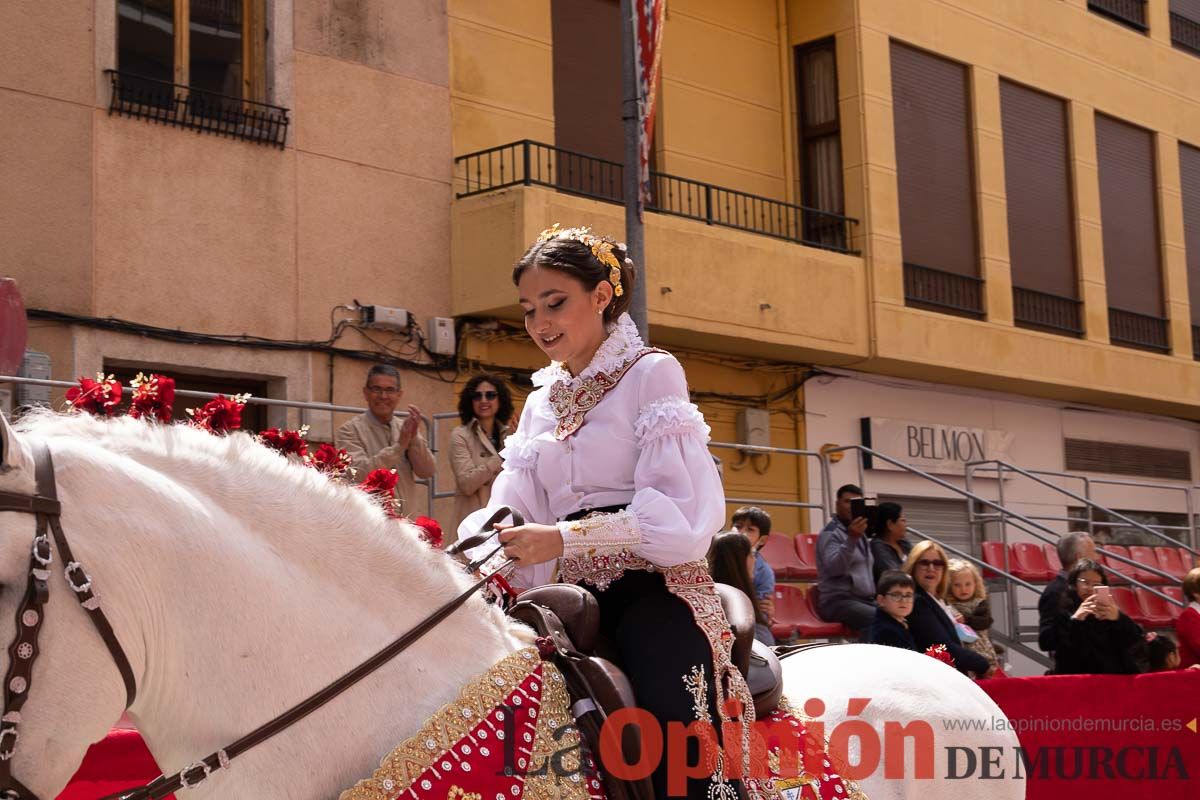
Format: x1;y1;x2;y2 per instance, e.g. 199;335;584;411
260;426;309;458
924;644;956;669
188;393;248;433
308;443;352;477
66;374;122;416
129;373;176;423
412;516;444;548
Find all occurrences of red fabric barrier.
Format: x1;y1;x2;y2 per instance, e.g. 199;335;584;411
56;727;173;800
979;671;1200;800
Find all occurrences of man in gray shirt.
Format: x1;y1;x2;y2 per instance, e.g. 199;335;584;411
816;484;876;636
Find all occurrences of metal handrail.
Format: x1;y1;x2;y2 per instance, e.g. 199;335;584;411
967;459;1199;556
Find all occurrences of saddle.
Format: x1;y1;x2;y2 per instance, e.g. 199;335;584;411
506;583;784;799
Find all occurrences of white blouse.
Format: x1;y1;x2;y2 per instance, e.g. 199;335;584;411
458;314;726;589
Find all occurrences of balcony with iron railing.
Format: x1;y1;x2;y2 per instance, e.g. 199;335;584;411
454;140;857;254
1012;287;1083;337
105;69;289;148
1172;10;1200;55
1108;307;1170;353
902;263;984;319
1088;0;1148;32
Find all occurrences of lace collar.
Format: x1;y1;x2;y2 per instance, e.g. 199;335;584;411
531;313;645;389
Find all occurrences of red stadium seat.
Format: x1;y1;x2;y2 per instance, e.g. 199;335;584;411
792;534;819;580
1043;542;1062;573
981;541;1008;579
1110;587;1154;627
1154;547;1190;582
1009;542;1056;582
1101;545;1132;585
760;535;807;581
1128;545;1167;584
770;585;850;640
1134;588;1177;628
1162;587;1186;619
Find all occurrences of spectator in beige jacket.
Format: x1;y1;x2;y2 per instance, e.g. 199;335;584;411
449;374;515;545
335;365;436;517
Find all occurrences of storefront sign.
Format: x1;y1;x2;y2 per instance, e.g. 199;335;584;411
860;417;1013;475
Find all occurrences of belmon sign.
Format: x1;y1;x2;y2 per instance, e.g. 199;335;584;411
860;417;1014;475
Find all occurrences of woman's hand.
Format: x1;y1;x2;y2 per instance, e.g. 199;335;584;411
496;523;564;565
1072;597;1096;621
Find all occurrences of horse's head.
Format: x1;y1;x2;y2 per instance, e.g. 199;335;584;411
0;412;135;797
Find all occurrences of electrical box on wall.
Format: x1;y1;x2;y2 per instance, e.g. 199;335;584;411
427;317;456;356
361;305;410;332
736;407;771;449
17;350;51;408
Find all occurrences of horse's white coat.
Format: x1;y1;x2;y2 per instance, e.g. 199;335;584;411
0;411;529;798
0;412;1022;799
780;644;1025;800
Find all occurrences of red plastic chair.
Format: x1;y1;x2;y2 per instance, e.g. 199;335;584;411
770;585;850;640
1043;542;1062;572
1162;586;1186;619
798;586;853;639
1101;545;1132;585
760;535;807;581
1110;587;1152;627
1009;542;1056;582
792;534;819;580
1128;545;1167;584
1154;547;1190;582
981;541;1007;579
1134;588;1177;628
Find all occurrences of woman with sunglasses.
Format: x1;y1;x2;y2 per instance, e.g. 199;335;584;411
902;540;993;678
449;374;515;544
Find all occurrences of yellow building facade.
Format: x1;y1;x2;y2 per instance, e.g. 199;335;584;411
449;0;1200;535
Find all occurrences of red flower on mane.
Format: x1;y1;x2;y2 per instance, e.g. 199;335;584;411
129;373;175;423
308;443;352;477
924;644;956;669
66;374;122;416
412;516;444;549
260;427;309;458
359;468;399;496
188;394;248;434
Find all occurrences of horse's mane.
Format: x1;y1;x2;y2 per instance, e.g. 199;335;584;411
13;409;470;600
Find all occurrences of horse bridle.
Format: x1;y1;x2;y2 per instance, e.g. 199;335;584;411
0;444;138;800
0;444;518;800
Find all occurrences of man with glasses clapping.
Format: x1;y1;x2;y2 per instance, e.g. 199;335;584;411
337;364;436;515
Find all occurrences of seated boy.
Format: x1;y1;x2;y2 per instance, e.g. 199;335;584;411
732;506;775;620
869;570;919;651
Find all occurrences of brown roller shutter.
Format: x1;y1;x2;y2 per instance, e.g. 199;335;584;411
1173;0;1200;21
1000;82;1076;298
552;0;622;164
1180;143;1200;325
890;42;977;278
1095;115;1163;317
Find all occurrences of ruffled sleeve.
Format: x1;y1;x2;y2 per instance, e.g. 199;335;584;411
557;355;724;570
458;396;556;588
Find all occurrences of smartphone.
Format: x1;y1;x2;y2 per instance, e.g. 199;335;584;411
850;498;868;521
1093;585;1113;603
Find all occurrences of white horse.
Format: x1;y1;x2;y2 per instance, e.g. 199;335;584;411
0;411;1021;799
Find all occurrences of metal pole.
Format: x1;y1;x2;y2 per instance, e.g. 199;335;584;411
621;0;649;343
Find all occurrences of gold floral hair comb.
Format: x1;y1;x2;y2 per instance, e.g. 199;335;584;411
537;223;625;297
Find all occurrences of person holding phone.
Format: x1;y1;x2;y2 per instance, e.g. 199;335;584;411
815;484;876;636
1051;558;1144;675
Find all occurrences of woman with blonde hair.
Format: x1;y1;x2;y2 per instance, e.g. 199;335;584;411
902;540;992;678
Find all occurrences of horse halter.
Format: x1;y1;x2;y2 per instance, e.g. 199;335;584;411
0;444;138;800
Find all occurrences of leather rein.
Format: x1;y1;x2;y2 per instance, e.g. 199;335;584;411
0;443;519;800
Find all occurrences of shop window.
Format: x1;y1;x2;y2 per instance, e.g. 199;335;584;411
795;38;845;251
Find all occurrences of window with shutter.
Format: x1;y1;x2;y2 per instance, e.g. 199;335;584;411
1180;143;1200;358
1095;115;1167;352
796;38;846;252
1001;81;1081;336
1171;0;1200;55
890;42;982;318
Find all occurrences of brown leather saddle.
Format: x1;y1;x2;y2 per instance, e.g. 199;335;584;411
506;583;784;800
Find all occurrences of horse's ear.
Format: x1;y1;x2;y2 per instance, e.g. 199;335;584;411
0;411;32;476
